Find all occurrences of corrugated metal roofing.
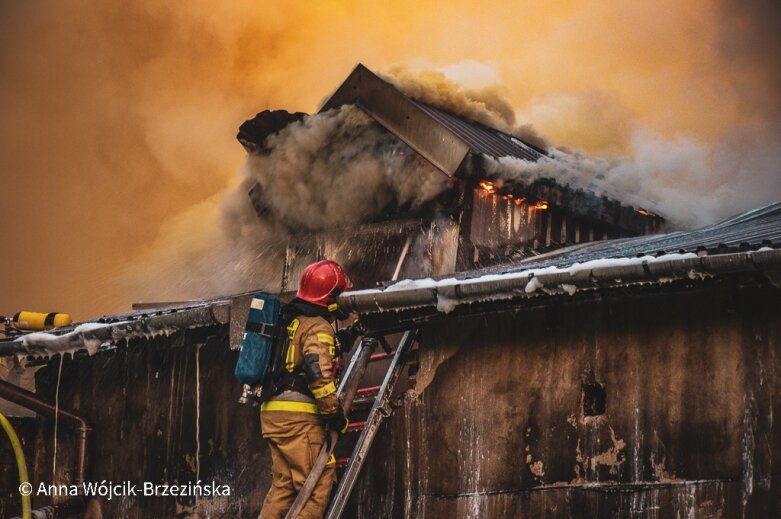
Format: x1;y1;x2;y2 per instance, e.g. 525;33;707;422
466;202;781;278
343;203;781;316
411;100;545;163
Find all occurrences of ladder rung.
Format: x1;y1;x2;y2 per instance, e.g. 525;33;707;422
335;457;350;468
325;330;417;519
369;350;396;362
346;420;365;431
355;385;381;397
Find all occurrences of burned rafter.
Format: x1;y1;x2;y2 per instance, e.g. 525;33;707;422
237;109;306;154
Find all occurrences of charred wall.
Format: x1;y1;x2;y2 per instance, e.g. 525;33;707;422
4;284;779;518
22;326;271;518
349;284;781;517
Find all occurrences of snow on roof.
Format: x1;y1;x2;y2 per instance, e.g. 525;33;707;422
0;302;231;360
340;247;781;316
340;204;781;316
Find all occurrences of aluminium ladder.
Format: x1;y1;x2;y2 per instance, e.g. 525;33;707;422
283;330;417;519
325;329;417;518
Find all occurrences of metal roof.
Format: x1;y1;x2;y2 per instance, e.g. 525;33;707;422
339;203;781;318
471;202;781;278
340;248;781;317
319;64;545;176
411;100;545;163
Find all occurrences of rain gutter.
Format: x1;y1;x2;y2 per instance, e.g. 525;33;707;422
0;303;231;358
337;249;781;315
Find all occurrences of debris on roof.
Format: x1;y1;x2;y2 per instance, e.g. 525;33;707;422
237;109;307;153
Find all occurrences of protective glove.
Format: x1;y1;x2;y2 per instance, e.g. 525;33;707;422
322;408;349;435
335;322;363;351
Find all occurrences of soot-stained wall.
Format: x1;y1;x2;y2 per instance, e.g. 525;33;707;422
349;284;780;518
13;283;781;518
29;326;271;518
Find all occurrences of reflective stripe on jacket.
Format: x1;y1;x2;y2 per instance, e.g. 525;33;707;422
275;314;338;415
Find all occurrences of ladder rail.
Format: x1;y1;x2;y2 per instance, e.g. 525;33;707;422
281;337;377;519
325;329;417;519
337;337;367;395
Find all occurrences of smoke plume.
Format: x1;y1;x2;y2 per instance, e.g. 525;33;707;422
383;67;550;150
239;106;447;232
484;127;781;229
1;0;779;318
121;105;450;301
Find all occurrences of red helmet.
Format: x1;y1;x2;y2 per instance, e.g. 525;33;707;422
296;260;351;307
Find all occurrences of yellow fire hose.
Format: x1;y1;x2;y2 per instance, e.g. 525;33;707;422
0;411;32;519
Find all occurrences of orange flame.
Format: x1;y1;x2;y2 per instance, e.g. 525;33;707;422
514;197;526;206
637;209;650;216
530;201;548;210
479;180;495;193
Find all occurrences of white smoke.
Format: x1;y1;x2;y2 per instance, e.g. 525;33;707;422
122;104;452;302
123;67;780;306
382;66;549;149
484;127;781;229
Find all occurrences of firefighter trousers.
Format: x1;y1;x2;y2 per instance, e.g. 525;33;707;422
259;408;336;519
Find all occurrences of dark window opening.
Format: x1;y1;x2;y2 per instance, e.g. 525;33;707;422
582;382;606;416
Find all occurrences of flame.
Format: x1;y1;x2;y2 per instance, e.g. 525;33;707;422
503;194;513;200
637;209;650;216
479;180;495;193
514;197;526;206
530;201;548;210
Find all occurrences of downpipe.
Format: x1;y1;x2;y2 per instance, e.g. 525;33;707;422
0;379;91;485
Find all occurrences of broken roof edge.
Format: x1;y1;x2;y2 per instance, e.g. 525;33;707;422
320;63;471;176
336;248;781;316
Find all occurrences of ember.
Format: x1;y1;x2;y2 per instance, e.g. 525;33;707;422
479;180;495;193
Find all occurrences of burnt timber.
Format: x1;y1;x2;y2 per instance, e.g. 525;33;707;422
1;204;780;517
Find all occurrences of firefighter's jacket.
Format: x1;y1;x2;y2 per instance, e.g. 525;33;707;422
276;314;338;416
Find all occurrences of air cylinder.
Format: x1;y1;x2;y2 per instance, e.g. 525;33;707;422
11;311;72;331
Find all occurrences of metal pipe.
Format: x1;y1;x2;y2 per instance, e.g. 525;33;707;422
345;421;365;432
0;379;91;485
369;351;395;362
355;386;380;397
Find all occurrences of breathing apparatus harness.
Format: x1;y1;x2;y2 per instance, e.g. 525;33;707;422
270;298;348;398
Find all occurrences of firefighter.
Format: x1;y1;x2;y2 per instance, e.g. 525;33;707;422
259;260;351;519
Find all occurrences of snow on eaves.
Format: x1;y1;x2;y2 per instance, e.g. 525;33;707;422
340;249;781;315
0;303;231;359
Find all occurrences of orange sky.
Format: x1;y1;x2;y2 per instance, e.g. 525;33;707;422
0;0;779;320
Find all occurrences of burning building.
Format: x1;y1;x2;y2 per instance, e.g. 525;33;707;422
0;65;779;518
237;65;664;292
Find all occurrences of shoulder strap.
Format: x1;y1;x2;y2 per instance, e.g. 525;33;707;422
285;318;301;372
